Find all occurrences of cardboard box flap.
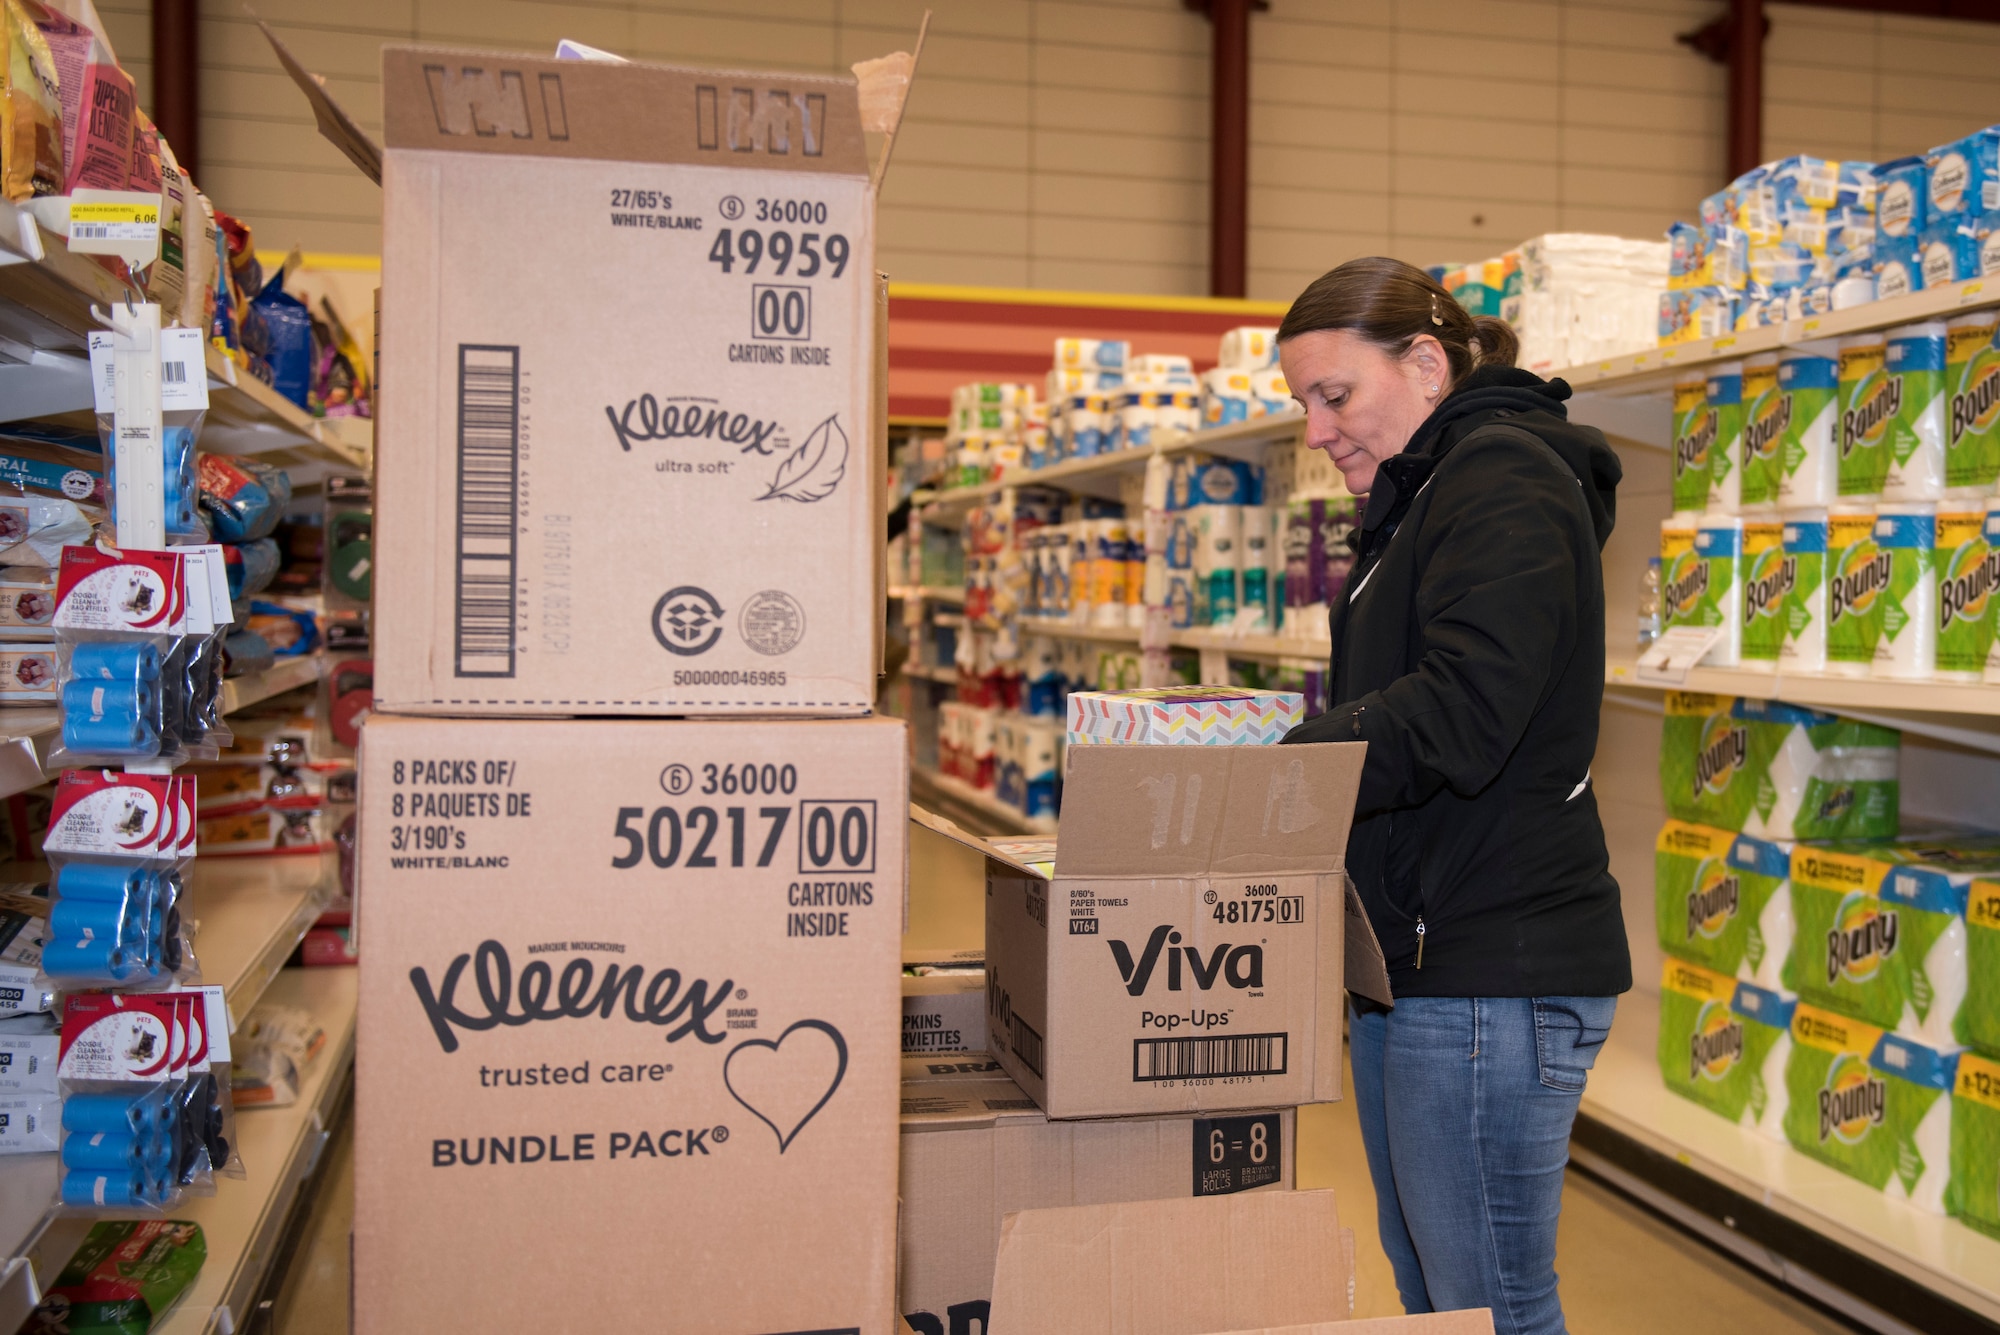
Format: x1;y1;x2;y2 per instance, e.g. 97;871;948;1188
257;17;383;183
1055;744;1366;879
382;45;868;175
1344;879;1393;1007
900;1073;1046;1131
1216;1317;1496;1335
987;1190;1351;1335
912;804;1050;879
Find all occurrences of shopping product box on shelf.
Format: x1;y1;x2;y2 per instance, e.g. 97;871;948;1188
1655;957;1793;1139
353;715;907;1333
902;971;986;1056
1949;1049;2000;1238
897;1053;1295;1331
982;741;1385;1118
1066;686;1304;747
1658;694;1898;842
374;47;887;716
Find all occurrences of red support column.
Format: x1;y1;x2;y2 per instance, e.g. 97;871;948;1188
153;0;200;175
1727;0;1763;179
1209;0;1250;299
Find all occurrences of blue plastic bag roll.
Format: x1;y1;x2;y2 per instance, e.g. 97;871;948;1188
54;861;148;903
61;1169;150;1208
70;639;161;683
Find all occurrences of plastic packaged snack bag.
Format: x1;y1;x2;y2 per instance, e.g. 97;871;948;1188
1;0;64;200
28;1219;207;1332
1784;1003;1958;1212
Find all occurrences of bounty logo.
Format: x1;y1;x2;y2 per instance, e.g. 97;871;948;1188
1674;408;1717;478
1939;540;1996;632
1829;541;1893;626
1743;548;1793;626
1744;389;1790;465
1840;371;1900;459
1108;926;1263;996
1686;858;1741;940
1689;1000;1745;1082
1826;891;1900;986
1691;715;1749;802
1818;1052;1888;1144
1950;348;2000;442
1662;550;1710;624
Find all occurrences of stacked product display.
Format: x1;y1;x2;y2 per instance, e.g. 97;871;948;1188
1651;693;2000;1236
1661;322;2000;681
1432;234;1670;374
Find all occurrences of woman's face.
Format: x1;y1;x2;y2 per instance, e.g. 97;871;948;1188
1281;329;1446;495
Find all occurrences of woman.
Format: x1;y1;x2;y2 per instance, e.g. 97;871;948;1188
1276;257;1631;1335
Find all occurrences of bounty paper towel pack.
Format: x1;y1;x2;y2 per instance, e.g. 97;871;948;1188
1694;518;1744;665
1883;321;1949;500
1873;503;1938;680
1826;504;1888;676
1741;354;1785;508
1946;308;2000;493
1740;518;1787;669
1707;362;1744;512
1948;1050;2000;1238
1965;877;2000;1055
1779;342;1841;508
1740;698;1899;842
1655;821;1792;985
1935;504;1998;681
1660;694;1766;830
1671;373;1714;513
1836;334;1893;498
1781;508;1831;671
1784;1004;1959;1212
1659;958;1795;1134
1732;831;1799;991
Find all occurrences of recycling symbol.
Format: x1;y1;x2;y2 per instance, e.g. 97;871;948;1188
653;585;726;656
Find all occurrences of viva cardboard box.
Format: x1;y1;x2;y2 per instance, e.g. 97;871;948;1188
982;741;1383;1118
375;47;885;715
1783;1002;1958;1212
897;1052;1295;1333
353;715;906;1332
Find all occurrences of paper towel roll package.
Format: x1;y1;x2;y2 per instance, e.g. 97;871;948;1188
1694;517;1745;665
1884;321;1949;499
1934;504;1996;681
1740;518;1787;670
1948;1049;2000;1238
1945;309;2000;493
1734;979;1797;1141
1659;958;1795;1132
1874;502;1938;679
1825;504;1885;676
1781;508;1831;672
1779;342;1841;508
1837;334;1892;498
1738;698;1900;843
1671;373;1713;514
1655;822;1793;985
1784;1004;1959;1212
1660;693;1766;831
1964;878;2000;1055
1741;354;1786;508
1707;362;1744;513
1731;831;1798;991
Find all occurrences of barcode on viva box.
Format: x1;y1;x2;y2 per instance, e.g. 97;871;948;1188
1133;1032;1288;1082
455;345;520;677
1006;1013;1044;1078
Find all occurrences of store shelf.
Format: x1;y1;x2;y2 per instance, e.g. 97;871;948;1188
920;414;1306;523
1575;988;2000;1326
1173;627;1328;661
1021;619;1141;646
1605;659;2000;754
888;586;966;604
900;662;958;684
19;967;358;1335
0;655;323;805
911;765;1055;837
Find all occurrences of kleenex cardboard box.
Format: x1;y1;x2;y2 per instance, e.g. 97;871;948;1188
375;47;882;715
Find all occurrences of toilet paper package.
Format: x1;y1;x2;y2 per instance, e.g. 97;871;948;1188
1707;362;1744;513
1200;369;1256;428
1836;334;1891;498
1935;505;1997;681
1873;503;1937;679
1693;518;1744;665
1250;369;1292;417
1741;699;1899;842
1920;219;1983;289
1191;505;1240;626
1781;508;1831;672
1883;322;1949;500
1927;127;2000;221
1947;1049;2000;1238
1945;309;2000;493
1779;343;1840;507
1239;505;1273;628
1055;339;1129;371
1826;504;1886;676
1671;374;1714;514
1877;156;1927;241
1740;518;1787;669
1740;354;1785;508
1217;327;1279;370
1784;1004;1958;1212
1965;878;2000;1055
1659;958;1795;1132
1656;821;1791;983
1875;238;1924;301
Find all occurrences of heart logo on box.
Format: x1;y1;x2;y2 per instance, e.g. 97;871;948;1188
723;1019;848;1153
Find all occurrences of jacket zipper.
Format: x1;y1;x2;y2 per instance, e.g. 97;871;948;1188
1415;915;1426;969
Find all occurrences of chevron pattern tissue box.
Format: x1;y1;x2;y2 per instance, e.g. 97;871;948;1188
1065;686;1305;746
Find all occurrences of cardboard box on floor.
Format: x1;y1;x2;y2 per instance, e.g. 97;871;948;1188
987;1191;1492;1335
902;970;986;1055
374;45;886;715
976;742;1387;1118
352;715;906;1333
898;1052;1295;1333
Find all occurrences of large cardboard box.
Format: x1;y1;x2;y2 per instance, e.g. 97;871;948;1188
376;46;881;715
898;1053;1294;1332
354;715;906;1332
902;970;986;1055
980;742;1384;1118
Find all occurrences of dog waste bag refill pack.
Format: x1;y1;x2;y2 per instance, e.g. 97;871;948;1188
374;47;881;716
354;716;906;1333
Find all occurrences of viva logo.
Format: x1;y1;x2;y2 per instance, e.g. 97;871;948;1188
1675;408;1717;477
1829;542;1893;625
1818;1052;1888;1144
1689;1000;1744;1082
1691;716;1749;803
1686;858;1741;940
1950;349;2000;441
1841;372;1900;459
1743;549;1793;625
1939;541;1998;632
1826;892;1899;986
1744;389;1790;465
1662;550;1710;623
1108;926;1264;996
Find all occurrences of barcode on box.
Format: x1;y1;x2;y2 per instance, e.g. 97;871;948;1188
74;225;107;238
455;345;520;678
1134;1032;1287;1082
1006;1013;1043;1078
162;360;186;384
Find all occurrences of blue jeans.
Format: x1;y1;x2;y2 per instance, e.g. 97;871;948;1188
1349;995;1616;1335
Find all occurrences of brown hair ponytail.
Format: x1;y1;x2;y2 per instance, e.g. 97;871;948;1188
1277;257;1519;385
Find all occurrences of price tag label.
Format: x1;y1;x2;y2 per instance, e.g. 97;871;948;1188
1636;624;1727;684
67;189;164;263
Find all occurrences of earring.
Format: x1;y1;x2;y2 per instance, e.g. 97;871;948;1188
1429;384;1438;394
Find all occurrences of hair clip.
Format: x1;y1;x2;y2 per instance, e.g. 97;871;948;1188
1430;294;1444;327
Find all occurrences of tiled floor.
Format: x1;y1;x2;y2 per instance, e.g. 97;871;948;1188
274;1064;1856;1333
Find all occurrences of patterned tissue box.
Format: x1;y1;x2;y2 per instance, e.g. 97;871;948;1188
1065;685;1305;746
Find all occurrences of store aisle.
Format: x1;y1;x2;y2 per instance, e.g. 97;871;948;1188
271;1119;354;1335
1295;1067;1857;1332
